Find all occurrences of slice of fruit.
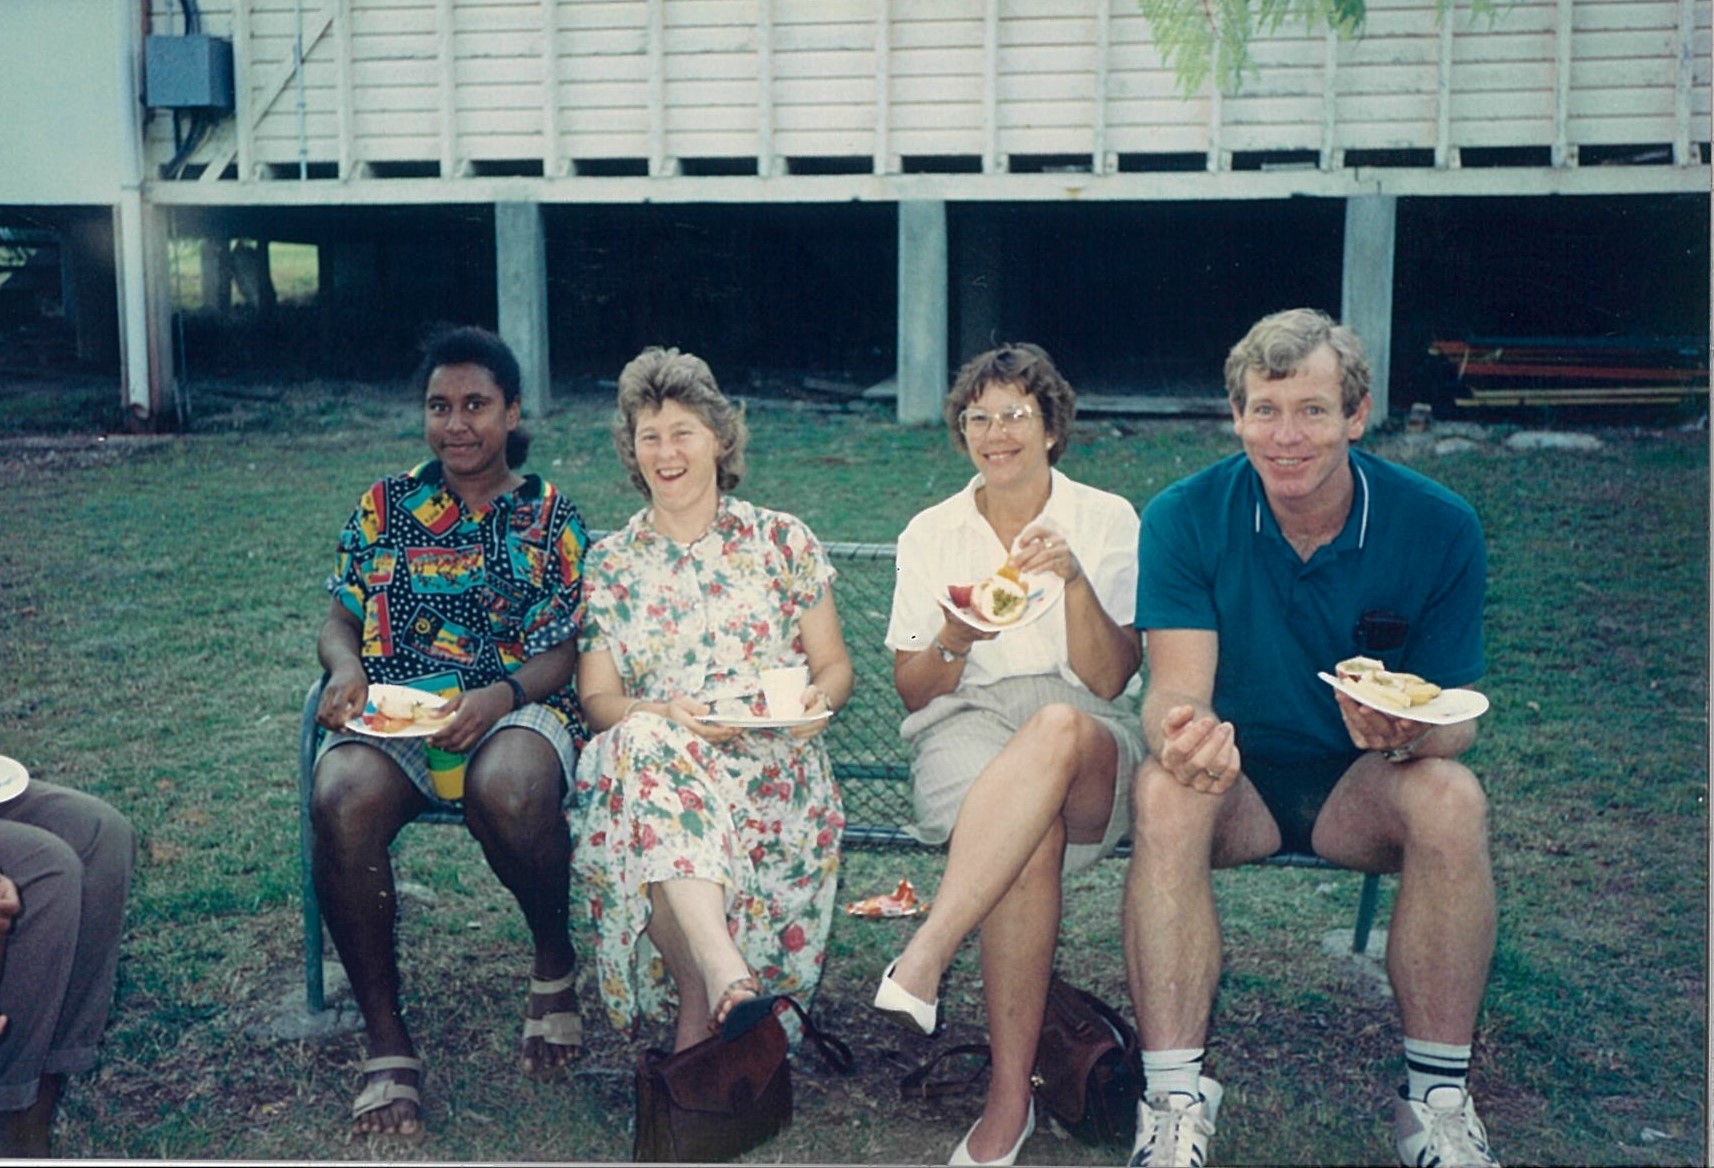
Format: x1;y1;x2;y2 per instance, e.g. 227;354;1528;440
972;573;1029;625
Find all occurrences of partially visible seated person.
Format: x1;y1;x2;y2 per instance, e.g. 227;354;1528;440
571;347;853;1054
310;326;591;1141
0;768;136;1159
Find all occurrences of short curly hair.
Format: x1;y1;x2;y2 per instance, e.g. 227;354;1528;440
611;347;749;499
413;325;531;468
1224;308;1371;417
943;343;1076;466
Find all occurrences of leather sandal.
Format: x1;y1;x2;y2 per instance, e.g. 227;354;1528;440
708;973;775;1041
350;1055;425;1142
522;969;584;1079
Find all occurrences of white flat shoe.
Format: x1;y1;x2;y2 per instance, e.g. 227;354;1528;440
872;958;937;1035
948;1100;1034;1166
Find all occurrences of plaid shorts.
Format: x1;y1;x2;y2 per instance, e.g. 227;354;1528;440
317;702;579;811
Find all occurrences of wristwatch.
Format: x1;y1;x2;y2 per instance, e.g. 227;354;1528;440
502;675;528;711
932;635;969;664
1383;733;1427;763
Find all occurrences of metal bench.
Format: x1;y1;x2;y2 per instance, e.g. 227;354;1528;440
297;540;1381;1012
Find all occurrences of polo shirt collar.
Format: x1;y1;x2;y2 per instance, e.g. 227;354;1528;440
1249;454;1371;552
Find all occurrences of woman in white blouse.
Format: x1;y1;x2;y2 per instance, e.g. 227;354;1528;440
873;344;1145;1166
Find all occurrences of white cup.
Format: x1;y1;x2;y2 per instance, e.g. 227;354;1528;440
759;665;809;720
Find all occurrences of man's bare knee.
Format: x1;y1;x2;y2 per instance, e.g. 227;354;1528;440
1397;759;1489;851
1130;762;1216;851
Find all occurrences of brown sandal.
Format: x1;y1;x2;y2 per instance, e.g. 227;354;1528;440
707;974;763;1035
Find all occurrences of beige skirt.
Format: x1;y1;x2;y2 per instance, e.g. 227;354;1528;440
900;673;1144;874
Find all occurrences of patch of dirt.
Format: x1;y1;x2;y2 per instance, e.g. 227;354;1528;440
0;432;172;481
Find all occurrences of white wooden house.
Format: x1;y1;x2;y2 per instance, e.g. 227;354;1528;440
1;0;1707;422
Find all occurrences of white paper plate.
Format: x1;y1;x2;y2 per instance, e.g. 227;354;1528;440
0;755;29;803
696;710;833;729
938;572;1066;634
1317;672;1490;726
344;683;456;738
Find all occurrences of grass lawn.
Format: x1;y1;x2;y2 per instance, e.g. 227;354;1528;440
0;378;1705;1165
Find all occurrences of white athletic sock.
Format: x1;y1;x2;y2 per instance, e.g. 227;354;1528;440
1141;1047;1205;1099
1404;1037;1472;1100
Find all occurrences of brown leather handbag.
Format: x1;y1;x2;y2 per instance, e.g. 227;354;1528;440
898;975;1142;1148
632;996;852;1163
1030;974;1142;1146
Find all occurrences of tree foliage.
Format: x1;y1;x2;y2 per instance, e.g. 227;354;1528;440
1138;0;1370;94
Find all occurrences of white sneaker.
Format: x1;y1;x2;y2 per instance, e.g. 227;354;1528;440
1127;1076;1221;1167
1395;1084;1500;1167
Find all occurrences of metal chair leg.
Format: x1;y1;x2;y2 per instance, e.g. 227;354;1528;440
299;676;327;1013
1351;872;1381;955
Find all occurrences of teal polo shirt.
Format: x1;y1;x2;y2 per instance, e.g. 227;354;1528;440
1134;448;1486;768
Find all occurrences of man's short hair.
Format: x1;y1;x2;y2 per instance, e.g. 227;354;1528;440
1224;308;1371;417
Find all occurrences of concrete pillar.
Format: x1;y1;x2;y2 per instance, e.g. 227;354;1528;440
1341;194;1398;419
896;198;949;425
955;207;1001;364
114;0;169;425
495;202;550;418
114;196;175;428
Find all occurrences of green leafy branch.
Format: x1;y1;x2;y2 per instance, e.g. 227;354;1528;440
1139;0;1487;95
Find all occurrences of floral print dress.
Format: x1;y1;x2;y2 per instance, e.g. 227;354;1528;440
571;496;846;1032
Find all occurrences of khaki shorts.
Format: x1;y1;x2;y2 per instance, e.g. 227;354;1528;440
900;673;1144;874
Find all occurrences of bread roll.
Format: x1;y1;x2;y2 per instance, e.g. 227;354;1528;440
1335;657;1441;709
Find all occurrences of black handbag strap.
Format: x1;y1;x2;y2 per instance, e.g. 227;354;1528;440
776;995;856;1075
898;1043;992;1100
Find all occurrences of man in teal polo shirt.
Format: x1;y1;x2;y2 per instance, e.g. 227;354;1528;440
1123;309;1499;1168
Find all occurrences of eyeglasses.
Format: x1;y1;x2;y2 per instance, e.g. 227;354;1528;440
958;404;1039;436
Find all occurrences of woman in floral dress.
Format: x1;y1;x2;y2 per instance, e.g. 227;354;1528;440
572;347;853;1052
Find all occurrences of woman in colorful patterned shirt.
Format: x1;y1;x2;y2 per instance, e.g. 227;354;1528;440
310;327;590;1141
572;347;852;1054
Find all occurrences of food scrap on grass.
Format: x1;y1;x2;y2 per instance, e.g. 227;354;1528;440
845;878;931;918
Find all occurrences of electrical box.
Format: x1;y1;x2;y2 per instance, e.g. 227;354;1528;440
144;34;234;111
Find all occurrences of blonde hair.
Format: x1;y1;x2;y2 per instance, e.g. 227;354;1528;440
1224;308;1371;416
611;347;749;498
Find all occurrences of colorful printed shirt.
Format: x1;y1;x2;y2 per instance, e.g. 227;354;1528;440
326;459;590;742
